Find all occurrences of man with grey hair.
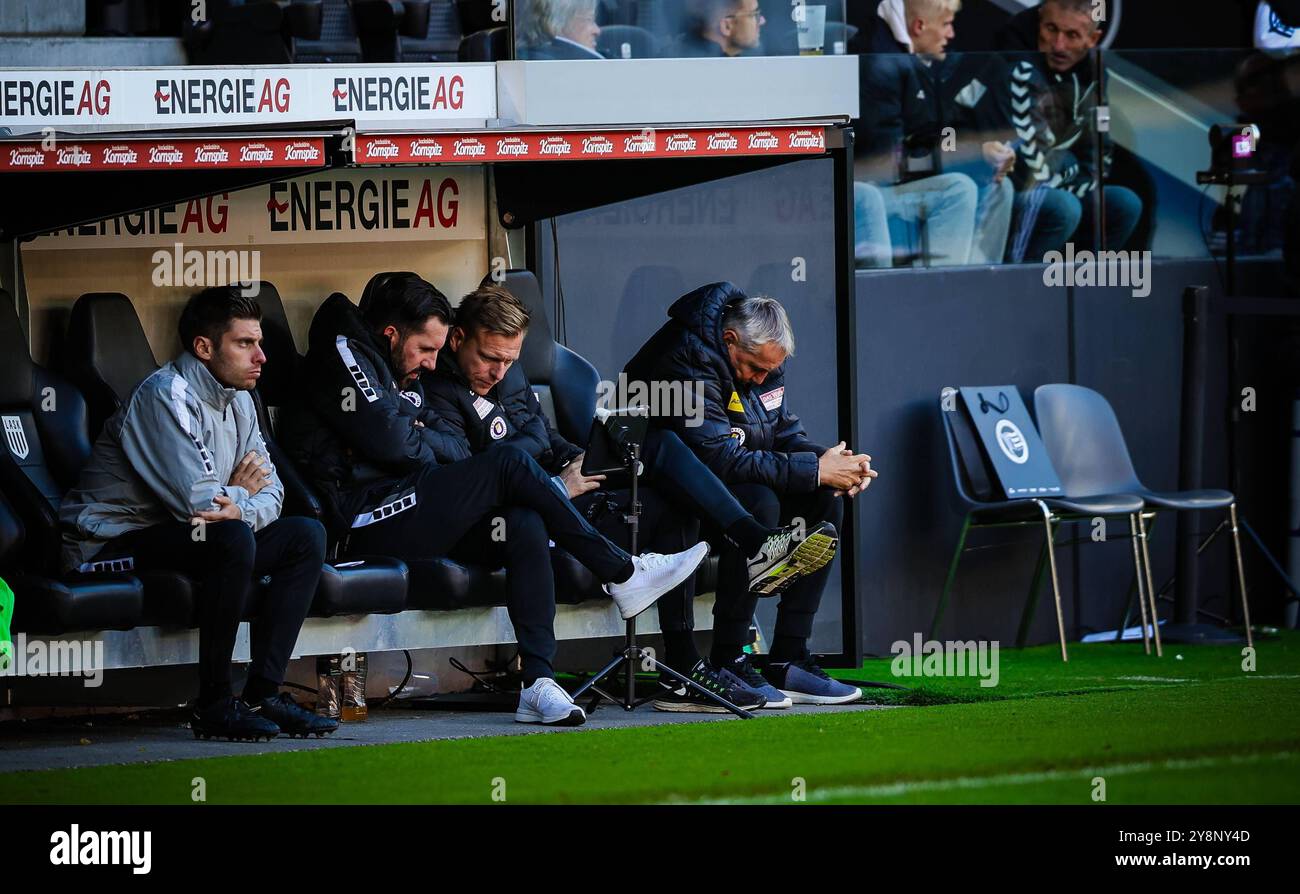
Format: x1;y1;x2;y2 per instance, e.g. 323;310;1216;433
518;0;604;59
625;283;877;705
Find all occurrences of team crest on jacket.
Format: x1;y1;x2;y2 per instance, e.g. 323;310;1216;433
490;416;508;440
727;391;745;413
2;416;29;459
728;426;746;445
400;390;422;408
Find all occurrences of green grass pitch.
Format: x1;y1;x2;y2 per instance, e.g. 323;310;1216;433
2;633;1298;805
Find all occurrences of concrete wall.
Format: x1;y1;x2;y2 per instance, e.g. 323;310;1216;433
0;0;83;35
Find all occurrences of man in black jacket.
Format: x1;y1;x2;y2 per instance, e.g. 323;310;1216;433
424;284;838;712
625;283;877;705
998;0;1143;260
280;273;708;726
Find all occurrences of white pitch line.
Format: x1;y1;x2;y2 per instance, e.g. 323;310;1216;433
678;750;1298;805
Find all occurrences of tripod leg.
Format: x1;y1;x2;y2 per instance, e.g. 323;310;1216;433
572;651;631;702
1230;503;1254;650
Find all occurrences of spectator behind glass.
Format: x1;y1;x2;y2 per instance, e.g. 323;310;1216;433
518;0;604;59
854;0;983;268
666;0;766;57
1000;0;1143;262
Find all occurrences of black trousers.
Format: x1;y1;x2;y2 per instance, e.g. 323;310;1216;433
577;484;700;637
101;517;326;701
344;447;633;683
710;484;844;660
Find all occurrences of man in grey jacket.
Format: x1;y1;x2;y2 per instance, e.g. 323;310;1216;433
60;287;336;742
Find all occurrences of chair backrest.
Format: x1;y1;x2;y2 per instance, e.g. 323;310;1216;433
487;269;601;447
596;24;660;58
65;292;160;440
246;281;300;435
1033;383;1143;498
458;26;507;61
0;291;94;574
939;391;1000;506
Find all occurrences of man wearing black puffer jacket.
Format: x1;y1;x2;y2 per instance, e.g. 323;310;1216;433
423;284;839;712
280;272;710;727
625;283;878;705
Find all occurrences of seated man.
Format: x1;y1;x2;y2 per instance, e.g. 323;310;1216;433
626;284;877;705
856;0;1009;267
666;0;766;58
60;287;337;742
1002;0;1143;260
279;273;707;726
423;284;836;712
517;0;604;59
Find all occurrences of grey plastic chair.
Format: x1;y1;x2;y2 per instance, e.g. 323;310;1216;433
933;389;1147;662
1034;384;1253;654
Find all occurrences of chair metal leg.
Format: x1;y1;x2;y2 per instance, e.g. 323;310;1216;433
929;514;971;640
1137;511;1162;657
1128;513;1151;655
1016;539;1049;649
1035;500;1068;662
1229;503;1254;650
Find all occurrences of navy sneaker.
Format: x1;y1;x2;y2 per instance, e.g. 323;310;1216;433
254;692;339;738
763;658;862;705
653;659;766;713
191;696;281;742
721;653;792;709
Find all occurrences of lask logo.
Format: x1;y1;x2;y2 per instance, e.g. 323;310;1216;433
408;138;443;158
148;145;184;165
239;143;276;164
994;419;1029;464
748;131;779;150
194;144;230;164
56;146;91;166
538;136;572;156
454;138;486;157
8;146;46;167
102;145;138;165
623;133;655;153
582;135;614;155
3;415;29;460
665;133;697;152
495;137;529;157
788;129;824;150
284;141;321;162
706;132;738;151
364;139;399;159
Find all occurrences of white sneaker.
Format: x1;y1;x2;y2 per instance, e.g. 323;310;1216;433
604;542;709;619
515;677;587;726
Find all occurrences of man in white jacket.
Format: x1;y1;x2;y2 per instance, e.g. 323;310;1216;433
61;286;336;742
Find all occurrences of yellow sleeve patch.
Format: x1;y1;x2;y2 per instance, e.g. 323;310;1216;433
727;391;745;413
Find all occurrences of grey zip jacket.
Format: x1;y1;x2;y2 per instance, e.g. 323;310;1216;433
59;350;283;572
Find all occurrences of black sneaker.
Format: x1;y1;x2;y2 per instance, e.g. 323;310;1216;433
748;521;839;596
253;692;339;738
652;659;766;713
191;696;281;742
